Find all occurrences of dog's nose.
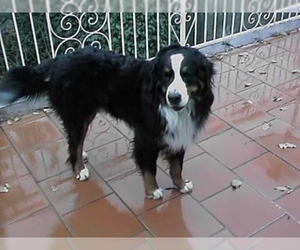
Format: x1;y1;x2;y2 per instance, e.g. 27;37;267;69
168;92;182;105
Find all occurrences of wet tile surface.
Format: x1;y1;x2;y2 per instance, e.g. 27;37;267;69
1;33;300;237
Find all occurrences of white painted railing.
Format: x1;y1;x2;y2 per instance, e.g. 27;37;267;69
0;0;300;73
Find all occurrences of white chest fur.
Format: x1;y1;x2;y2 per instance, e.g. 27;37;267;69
159;103;197;152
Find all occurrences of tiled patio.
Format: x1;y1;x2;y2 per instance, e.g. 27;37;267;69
1;31;300;238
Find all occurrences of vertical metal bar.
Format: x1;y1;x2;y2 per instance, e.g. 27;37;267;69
106;0;112;50
132;0;137;57
45;12;55;58
222;0;227;38
29;13;41;64
203;0;207;42
11;13;25;65
119;0;125;55
168;0;171;44
145;0;149;58
213;0;217;40
156;0;160;52
193;1;198;45
180;0;186;45
240;0;245;32
231;0;236;34
0;29;9;70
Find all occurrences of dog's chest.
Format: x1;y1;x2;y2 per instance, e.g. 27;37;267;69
160;105;197;152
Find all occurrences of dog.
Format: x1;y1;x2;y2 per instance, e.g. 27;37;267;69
0;44;215;199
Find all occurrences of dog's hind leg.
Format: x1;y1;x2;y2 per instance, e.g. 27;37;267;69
133;131;162;199
63;113;96;181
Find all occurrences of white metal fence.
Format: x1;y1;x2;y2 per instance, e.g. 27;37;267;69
0;0;300;73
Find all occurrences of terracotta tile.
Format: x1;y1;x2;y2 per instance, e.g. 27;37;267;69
222;51;268;71
0;174;49;227
245;44;285;58
238;84;293;111
1;112;46;129
140;195;223;237
277;78;300;100
212;60;232;74
234;152;300;200
21;139;70;182
0;130;10;150
0;147;28;183
277;188;300;221
199;128;266;169
214;100;274;132
267;51;300;73
110;119;134;141
134;231;153;237
70;238;145;250
83;115;123;151
212;229;234;237
284;148;300;171
87;138;136;181
248;64;298;87
215;70;263;93
211;85;242;111
157;143;204;170
39;167;112;216
108;168;180;215
268;100;300;129
202;184;284;236
246;119;300;157
181;154;237;201
0;238;72;249
253;215;300;237
250;238;300;250
0;206;70;237
62;194;144;237
274;33;300;53
3;117;63;152
196;114;231;142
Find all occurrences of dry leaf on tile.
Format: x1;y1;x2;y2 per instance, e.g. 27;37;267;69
248;68;255;73
13;117;21;122
244;82;252;87
270;60;277;64
272;97;283;102
0;183;10;193
43;108;53;113
280;107;287;111
274;185;294;194
278;142;297;149
51;185;58;192
257;70;267;75
33;111;40;115
243;100;253;105
6;119;13;125
262;121;272;131
231;179;243;189
292;69;300;74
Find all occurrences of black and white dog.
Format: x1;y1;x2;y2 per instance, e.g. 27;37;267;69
0;45;215;199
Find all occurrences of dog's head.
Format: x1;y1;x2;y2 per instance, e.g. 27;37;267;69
148;45;215;112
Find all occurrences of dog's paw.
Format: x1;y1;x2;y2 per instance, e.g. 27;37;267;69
82;151;88;163
179;180;193;193
76;165;90;181
147;188;164;200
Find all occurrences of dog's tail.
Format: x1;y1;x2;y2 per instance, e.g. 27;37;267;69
0;59;53;105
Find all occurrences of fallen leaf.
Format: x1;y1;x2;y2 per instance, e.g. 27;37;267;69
231;179;243;189
278;142;297;149
274;186;289;192
262;122;272;131
248;68;255;73
272;97;283;102
243;100;253;105
270;60;277;63
292;69;300;74
33;111;40;115
280;107;287;111
7;120;13;125
244;82;252;87
257;70;267;75
51;185;58;192
0;183;10;193
43;108;53;113
13;117;21;122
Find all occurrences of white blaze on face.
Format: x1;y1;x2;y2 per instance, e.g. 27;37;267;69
166;53;189;107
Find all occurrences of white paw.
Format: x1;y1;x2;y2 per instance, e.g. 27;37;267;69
179;180;193;193
147;188;164;200
82;151;88;163
76;165;90;181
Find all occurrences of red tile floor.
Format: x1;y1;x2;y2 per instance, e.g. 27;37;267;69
1;31;300;238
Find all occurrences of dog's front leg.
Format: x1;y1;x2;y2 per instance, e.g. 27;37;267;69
167;151;193;193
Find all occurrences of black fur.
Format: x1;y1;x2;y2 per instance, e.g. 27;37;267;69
0;45;214;194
